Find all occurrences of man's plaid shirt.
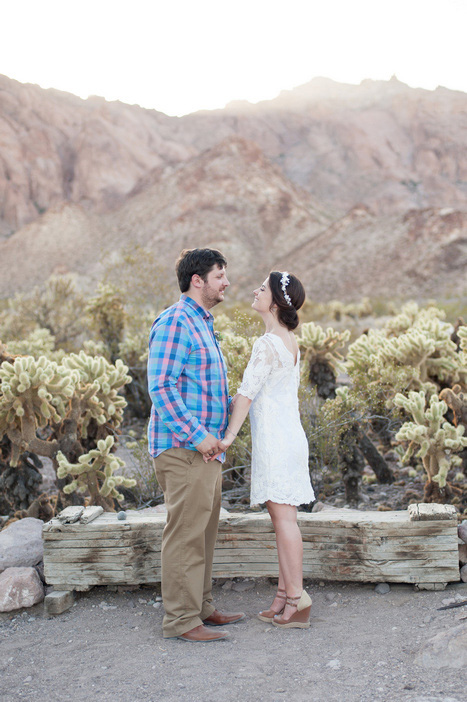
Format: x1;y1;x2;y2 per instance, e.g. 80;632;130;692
147;294;229;458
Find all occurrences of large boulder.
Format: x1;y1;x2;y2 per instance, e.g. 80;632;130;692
415;623;467;669
0;517;44;572
0;567;44;611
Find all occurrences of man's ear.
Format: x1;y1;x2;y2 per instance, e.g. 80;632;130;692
191;274;204;289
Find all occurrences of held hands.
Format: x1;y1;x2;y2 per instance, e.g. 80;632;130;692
202;428;236;463
196;433;223;459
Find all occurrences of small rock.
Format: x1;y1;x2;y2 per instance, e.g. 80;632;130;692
44;591;74;615
325;593;336;601
326;659;341;669
23;676;32;683
0;567;44;611
117;511;126;520
460;564;467;583
441;598;456;606
153;602;161;609
375;583;391;595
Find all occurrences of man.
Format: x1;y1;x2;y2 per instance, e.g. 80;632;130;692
147;248;245;642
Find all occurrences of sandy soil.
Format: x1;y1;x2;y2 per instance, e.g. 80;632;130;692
1;577;466;702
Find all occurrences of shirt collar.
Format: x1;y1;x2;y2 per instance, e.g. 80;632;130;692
180;294;213;322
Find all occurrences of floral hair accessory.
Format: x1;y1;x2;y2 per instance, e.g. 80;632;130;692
280;272;293;307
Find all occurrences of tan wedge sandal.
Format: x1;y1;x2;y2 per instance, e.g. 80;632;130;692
257;588;287;622
272;590;312;629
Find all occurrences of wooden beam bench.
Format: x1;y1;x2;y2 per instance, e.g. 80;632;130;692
43;504;460;595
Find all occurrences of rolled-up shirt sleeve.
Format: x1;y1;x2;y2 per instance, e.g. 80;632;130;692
148;319;209;446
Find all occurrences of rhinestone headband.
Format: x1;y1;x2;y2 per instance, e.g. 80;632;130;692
280;272;293;307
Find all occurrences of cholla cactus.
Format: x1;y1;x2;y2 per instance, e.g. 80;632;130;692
85;284;126;360
5;329;56;359
439;384;467;430
61;352;131;437
118;328;152;419
347;318;465;416
56;435;136;509
0;349;133;510
458;326;467;366
0;355;77;465
384;302;445;337
394;390;467;501
297;322;350;398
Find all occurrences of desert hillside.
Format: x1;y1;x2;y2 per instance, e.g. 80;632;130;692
0;74;466;300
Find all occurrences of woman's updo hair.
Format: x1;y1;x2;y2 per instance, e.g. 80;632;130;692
268;271;305;330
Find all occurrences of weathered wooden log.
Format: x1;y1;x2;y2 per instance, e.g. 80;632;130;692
42;506;460;591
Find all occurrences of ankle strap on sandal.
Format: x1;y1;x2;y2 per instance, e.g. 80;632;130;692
285;594;302;606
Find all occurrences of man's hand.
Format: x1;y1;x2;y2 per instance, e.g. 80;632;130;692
203;433;234;462
196;433;223;458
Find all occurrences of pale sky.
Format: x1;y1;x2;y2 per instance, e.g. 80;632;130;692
1;0;466;116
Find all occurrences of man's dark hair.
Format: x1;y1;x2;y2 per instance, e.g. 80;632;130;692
175;248;227;293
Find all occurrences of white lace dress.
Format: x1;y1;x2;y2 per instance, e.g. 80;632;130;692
237;333;315;506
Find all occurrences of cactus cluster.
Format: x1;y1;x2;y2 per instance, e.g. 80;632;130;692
61;352;131;437
346;304;466;416
394;390;467;500
297;322;350;399
0;348;133;510
0;355;77;465
56;435;136;509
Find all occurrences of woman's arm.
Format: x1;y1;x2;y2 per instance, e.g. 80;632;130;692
205;393;252;461
223;393;252;444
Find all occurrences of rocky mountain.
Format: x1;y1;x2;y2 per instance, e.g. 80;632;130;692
284;205;467;300
0;73;466;301
0;74;193;237
0;138;327;297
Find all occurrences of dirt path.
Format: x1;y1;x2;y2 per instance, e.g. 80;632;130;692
1;578;466;702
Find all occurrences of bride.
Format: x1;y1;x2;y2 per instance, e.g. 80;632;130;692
208;271;315;628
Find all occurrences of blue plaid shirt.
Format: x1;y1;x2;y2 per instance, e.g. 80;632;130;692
147;294;229;458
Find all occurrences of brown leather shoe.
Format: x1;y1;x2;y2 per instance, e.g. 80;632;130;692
203;609;246;626
175;624;228;642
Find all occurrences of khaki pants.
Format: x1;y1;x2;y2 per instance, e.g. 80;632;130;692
153;448;222;638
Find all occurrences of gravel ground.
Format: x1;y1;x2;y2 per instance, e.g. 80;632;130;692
1;578;466;702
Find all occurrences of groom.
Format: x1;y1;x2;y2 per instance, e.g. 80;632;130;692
147;248;245;642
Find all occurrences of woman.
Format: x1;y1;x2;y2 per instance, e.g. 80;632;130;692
208;271;314;628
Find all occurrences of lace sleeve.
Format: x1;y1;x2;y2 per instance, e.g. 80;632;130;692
237;336;277;401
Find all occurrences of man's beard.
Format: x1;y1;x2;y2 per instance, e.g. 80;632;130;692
201;286;225;309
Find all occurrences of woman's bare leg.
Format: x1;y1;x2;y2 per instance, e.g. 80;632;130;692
263;502;287;612
267;501;304;618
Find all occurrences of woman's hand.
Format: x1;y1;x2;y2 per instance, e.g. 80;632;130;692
203;437;231;462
